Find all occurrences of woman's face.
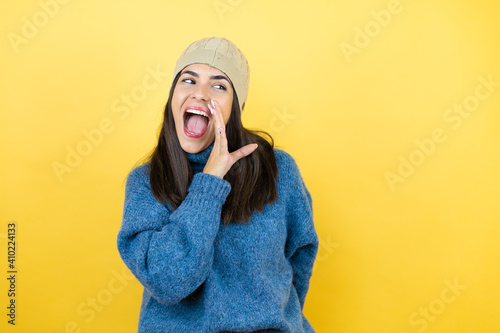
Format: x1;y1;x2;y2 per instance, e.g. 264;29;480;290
171;63;234;154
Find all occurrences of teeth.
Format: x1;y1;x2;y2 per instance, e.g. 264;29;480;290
186;109;209;118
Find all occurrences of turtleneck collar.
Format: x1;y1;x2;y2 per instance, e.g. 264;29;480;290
185;143;214;172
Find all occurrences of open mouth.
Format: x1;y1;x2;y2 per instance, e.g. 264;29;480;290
183;106;211;138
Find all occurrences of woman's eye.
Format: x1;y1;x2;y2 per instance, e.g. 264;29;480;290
214;84;226;90
183;78;195;84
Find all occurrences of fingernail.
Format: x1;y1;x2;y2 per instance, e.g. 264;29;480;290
211;99;216;109
208;103;213;115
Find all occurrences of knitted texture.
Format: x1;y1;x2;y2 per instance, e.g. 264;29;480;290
117;145;319;333
172;37;250;112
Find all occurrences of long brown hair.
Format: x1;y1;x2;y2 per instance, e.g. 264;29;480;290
146;73;278;225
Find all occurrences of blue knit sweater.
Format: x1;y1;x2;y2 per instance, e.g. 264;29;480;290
117;144;319;333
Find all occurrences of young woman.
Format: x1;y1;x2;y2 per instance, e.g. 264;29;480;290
117;37;319;333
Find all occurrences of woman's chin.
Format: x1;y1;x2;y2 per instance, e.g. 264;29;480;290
179;137;213;154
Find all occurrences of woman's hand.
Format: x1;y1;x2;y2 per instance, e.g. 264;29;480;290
203;99;257;179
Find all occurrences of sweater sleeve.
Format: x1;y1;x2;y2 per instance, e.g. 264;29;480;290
117;165;231;305
282;154;319;311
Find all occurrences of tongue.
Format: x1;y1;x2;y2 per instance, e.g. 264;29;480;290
186;114;208;135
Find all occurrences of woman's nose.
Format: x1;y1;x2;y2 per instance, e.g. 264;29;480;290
193;84;209;102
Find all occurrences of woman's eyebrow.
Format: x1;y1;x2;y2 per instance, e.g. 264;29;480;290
181;70;199;77
181;70;230;83
210;75;230;83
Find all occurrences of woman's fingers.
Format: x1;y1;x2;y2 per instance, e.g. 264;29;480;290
230;143;258;163
211;100;227;150
203;99;257;178
207;101;217;138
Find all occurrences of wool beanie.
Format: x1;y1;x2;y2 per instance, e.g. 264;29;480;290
172;37;250;112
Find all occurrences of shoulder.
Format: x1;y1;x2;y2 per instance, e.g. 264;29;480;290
273;148;308;193
273;148;313;214
125;162;151;189
274;148;301;178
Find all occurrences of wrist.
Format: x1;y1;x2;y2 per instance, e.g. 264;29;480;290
202;168;224;179
203;170;224;179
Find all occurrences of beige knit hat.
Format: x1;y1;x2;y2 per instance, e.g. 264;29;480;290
172;37;250;112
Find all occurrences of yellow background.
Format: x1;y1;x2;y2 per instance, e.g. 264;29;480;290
1;0;500;332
